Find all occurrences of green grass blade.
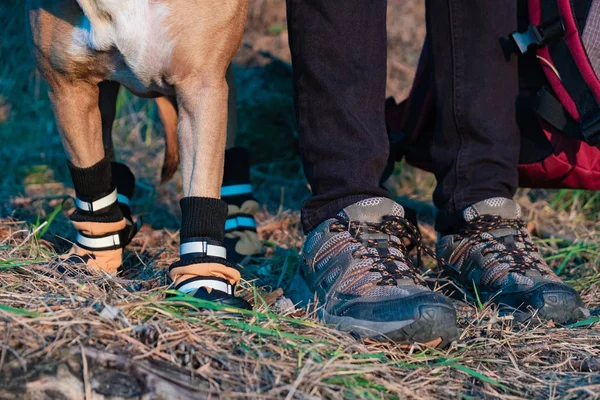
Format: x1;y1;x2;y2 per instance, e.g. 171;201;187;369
164;291;320;328
36;198;67;239
472;280;484;310
220;319;314;342
0;303;43;318
566;317;600;328
0;258;45;269
446;362;510;391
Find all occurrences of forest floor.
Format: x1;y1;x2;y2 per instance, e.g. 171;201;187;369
1;1;599;398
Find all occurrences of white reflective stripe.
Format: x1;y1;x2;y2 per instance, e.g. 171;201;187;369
220;184;253;197
75;188;118;212
180;241;227;258
117;194;130;206
76;232;120;249
178;279;232;295
225;216;257;231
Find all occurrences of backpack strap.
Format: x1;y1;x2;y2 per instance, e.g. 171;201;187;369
542;0;600;144
572;0;593;32
519;87;595;142
511;0;600;146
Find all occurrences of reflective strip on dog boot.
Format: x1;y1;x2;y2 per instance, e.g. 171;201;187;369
225;214;257;232
168;260;250;309
75;188;118;213
176;276;233;295
224;200;262;263
180;239;227;260
170;240;240;290
220;184;253;198
117;193;130;207
76;232;121;251
66;219;128;274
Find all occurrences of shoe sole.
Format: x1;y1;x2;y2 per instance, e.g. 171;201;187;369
495;283;590;324
324;303;459;348
440;268;590;325
289;273;459;348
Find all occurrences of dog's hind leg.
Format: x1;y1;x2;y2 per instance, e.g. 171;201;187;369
155;96;180;183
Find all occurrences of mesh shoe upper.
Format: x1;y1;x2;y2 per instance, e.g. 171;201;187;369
302;197;439;318
437;198;568;299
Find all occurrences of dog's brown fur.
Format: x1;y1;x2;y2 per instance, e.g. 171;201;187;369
27;0;247;196
27;0;248;276
99;65;238;184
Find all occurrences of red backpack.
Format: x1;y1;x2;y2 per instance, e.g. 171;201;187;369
386;0;600;190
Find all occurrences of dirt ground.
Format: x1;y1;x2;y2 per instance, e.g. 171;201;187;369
1;1;600;399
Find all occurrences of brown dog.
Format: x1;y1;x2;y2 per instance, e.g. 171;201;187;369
99;71;262;265
27;0;253;307
99;66;239;184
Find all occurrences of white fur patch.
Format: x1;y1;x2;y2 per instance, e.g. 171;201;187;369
70;0;174;92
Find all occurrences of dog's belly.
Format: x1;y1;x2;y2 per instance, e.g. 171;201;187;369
70;0;176;97
109;55;175;98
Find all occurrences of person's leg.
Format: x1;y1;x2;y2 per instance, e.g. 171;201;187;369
287;0;458;347
430;1;589;323
286;0;391;234
427;0;520;233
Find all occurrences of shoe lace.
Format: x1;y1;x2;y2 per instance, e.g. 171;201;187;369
329;215;433;286
453;215;549;278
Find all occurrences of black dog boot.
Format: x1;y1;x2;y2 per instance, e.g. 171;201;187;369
49;158;140;275
221;147;262;263
111;161;142;247
169;197;251;309
54;156;127;274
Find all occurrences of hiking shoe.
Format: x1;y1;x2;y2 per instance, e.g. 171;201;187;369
437;198;589;323
292;197;458;347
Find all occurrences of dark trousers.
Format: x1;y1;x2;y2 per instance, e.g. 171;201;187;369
287;0;520;234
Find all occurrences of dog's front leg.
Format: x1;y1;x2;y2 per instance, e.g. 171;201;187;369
48;79;127;274
50;81;105;167
167;75;250;308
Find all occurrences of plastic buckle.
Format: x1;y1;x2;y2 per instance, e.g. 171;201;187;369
507;18;564;56
509;25;545;55
581;113;600;147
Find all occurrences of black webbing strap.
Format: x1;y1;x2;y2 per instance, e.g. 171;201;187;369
517;0;556;164
542;0;600;141
572;0;593;32
521;87;581;136
521;87;600;146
